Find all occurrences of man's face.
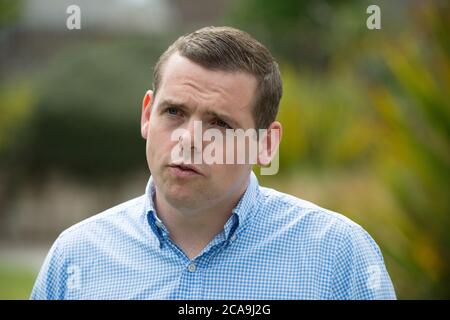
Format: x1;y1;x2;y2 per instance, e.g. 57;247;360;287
141;52;258;214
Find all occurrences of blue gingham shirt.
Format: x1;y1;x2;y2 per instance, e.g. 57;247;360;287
31;171;396;299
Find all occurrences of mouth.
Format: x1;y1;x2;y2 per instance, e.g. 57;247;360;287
168;163;203;177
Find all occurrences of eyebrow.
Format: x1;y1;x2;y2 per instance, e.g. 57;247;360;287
158;99;242;128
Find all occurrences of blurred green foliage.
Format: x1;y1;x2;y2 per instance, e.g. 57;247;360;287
0;82;34;155
0;0;23;27
370;4;450;297
0;264;35;299
228;0;371;70
4;38;170;182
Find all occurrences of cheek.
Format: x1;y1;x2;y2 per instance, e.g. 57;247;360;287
146;125;161;164
211;164;247;185
147;125;177;161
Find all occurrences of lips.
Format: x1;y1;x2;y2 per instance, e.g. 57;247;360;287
168;163;202;175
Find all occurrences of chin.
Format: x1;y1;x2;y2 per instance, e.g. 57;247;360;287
165;184;195;201
167;193;201;210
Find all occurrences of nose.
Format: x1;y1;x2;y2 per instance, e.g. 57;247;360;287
179;118;202;154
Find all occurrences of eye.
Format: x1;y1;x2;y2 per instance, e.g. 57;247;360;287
213;118;232;129
166;107;180;116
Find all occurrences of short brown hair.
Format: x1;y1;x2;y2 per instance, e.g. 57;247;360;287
152;26;282;129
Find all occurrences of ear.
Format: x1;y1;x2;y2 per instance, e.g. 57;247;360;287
141;90;153;139
257;121;282;166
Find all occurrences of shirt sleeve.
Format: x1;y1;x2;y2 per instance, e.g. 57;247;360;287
30;236;69;300
331;224;396;300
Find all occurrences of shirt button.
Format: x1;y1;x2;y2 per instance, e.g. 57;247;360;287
187;263;196;272
230;234;237;242
155;220;163;228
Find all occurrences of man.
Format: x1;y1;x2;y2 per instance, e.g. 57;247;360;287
31;26;396;299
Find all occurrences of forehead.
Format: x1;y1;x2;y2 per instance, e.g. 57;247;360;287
156;52;258;126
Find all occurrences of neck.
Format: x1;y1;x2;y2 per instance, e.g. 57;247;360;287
153;181;249;260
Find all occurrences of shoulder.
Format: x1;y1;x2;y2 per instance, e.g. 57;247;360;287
54;195;147;253
255;185;386;263
256;186;396;299
257;185;370;242
30;195;148;300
